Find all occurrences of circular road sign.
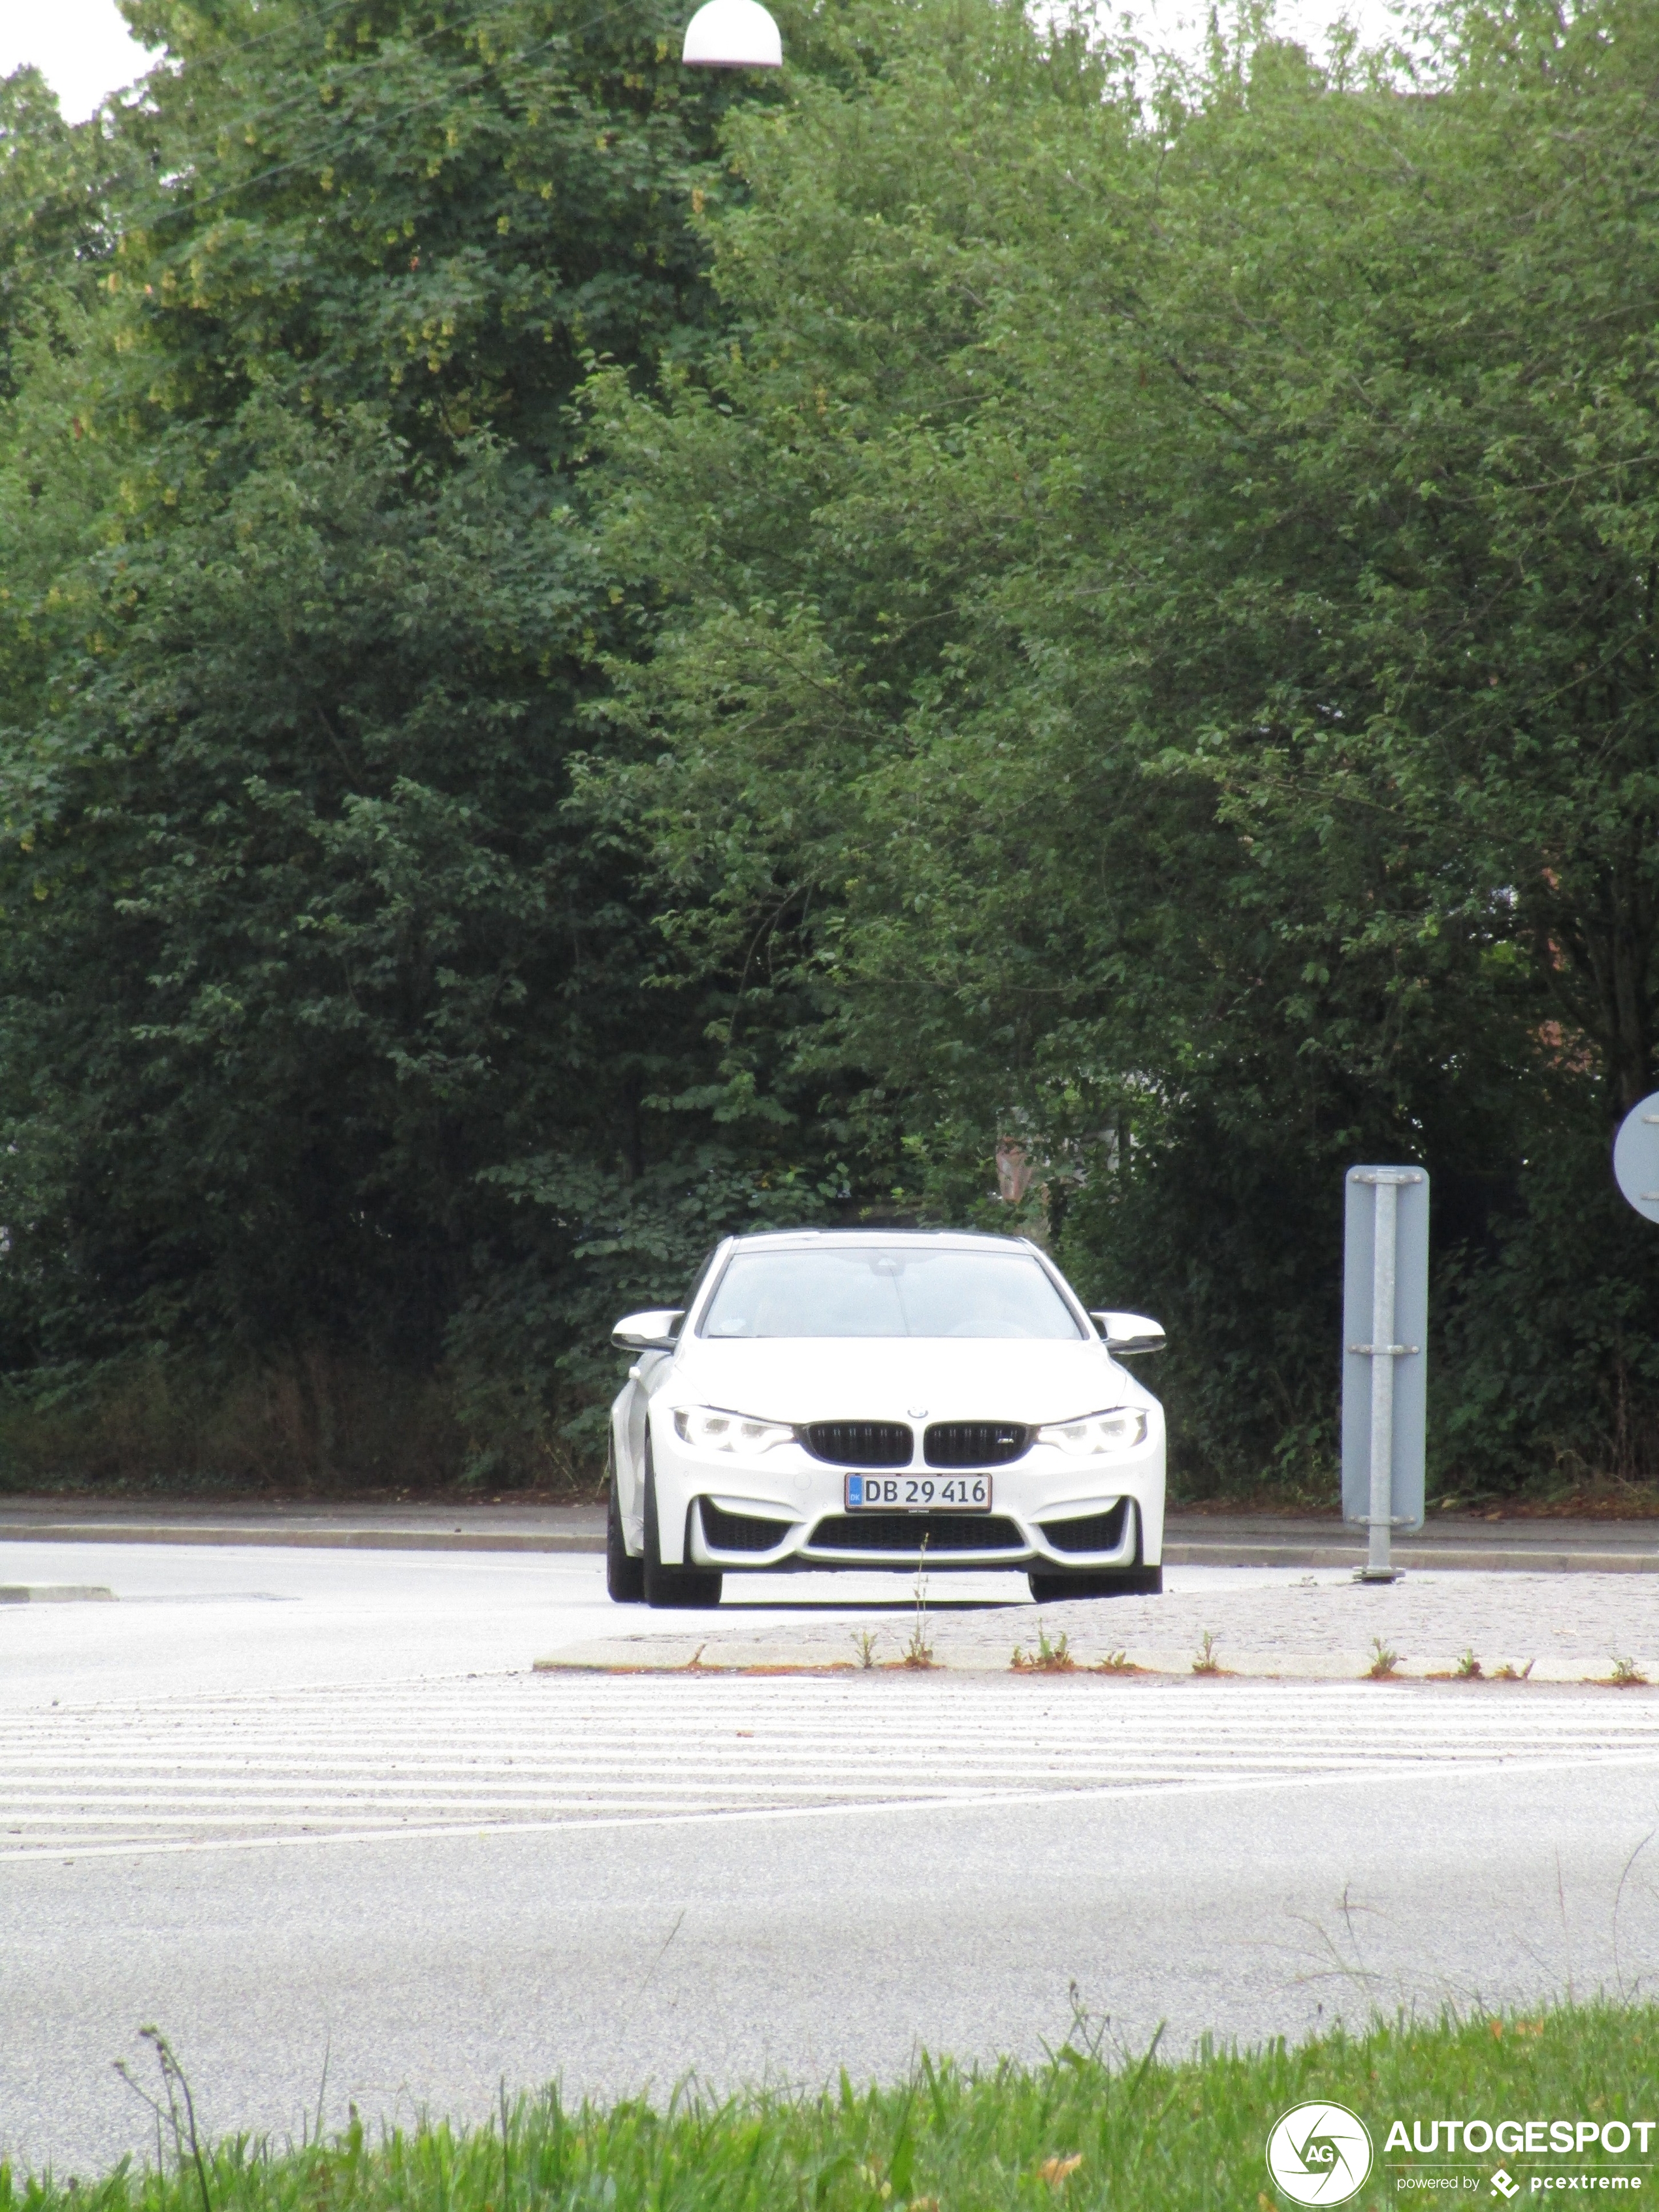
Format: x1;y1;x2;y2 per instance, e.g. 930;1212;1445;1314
1613;1091;1659;1224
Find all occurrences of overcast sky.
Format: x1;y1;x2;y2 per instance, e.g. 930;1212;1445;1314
3;0;1405;126
1;0;155;123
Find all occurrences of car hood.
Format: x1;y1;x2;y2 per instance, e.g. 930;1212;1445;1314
667;1335;1155;1424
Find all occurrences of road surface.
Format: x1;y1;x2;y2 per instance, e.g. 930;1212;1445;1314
6;1541;1659;2175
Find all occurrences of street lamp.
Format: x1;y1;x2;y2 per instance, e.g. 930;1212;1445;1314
682;0;782;66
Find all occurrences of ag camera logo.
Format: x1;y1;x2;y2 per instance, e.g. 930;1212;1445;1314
1266;2101;1375;2205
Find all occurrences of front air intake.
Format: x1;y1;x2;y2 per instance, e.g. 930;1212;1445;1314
698;1500;791;1554
1039;1501;1130;1554
806;1513;1025;1554
803;1421;912;1467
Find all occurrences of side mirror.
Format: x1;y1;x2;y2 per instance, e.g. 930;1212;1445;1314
1091;1309;1167;1356
611;1309;685;1353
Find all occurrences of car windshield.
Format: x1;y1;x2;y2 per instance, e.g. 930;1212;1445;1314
699;1247;1086;1340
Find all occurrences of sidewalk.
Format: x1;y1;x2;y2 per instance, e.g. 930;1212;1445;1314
1165;1512;1659;1574
1;1496;1653;1570
0;1498;607;1552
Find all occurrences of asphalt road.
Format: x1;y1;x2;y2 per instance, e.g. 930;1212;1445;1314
7;1543;1659;2177
7;1495;1658;1573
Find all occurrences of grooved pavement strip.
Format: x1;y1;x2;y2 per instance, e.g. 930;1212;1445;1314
8;1671;1659;1858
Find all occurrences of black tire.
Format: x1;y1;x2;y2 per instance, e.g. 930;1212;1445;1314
643;1448;723;1609
607;1472;645;1604
1027;1564;1163;1601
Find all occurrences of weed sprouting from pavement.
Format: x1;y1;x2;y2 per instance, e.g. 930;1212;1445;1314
1366;1637;1402;1680
1191;1631;1221;1676
1492;1659;1536;1681
1095;1650;1138;1675
852;1629;879;1670
900;1536;935;1668
1455;1648;1483;1680
1606;1655;1650;1688
1012;1626;1074;1673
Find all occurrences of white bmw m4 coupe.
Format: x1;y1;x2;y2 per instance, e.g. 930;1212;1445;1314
606;1227;1167;1609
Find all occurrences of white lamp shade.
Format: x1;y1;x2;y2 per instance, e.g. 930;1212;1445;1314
682;0;782;66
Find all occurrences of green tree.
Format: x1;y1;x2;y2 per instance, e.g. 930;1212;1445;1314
589;0;1659;1494
0;65;140;399
109;0;777;457
0;0;882;1486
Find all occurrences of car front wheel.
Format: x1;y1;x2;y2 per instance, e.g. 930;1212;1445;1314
643;1447;723;1609
1027;1565;1163;1601
606;1471;645;1604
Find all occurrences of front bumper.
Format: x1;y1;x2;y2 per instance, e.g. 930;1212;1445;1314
645;1417;1166;1573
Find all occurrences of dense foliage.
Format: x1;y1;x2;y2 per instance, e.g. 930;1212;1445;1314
0;0;1656;1496
586;0;1659;1497
0;0;864;1487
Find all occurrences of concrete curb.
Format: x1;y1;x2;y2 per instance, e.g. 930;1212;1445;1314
0;1584;116;1603
531;1649;1654;1686
1166;1541;1659;1573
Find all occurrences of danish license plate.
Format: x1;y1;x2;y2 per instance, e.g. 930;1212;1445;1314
845;1473;991;1511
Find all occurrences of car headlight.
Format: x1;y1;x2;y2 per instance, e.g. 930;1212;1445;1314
1036;1407;1148;1456
673;1406;796;1456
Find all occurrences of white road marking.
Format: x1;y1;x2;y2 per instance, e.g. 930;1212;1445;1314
5;1674;1659;1861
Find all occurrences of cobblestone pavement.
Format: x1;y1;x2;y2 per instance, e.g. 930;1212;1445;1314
541;1565;1659;1682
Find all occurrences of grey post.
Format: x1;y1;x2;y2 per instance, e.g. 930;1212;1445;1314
1342;1166;1429;1581
1365;1174;1400;1580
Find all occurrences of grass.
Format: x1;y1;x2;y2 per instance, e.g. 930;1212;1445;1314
0;1353;596;1499
22;2004;1659;2212
1172;1475;1659;1519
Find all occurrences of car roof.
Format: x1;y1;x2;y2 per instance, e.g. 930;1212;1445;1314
725;1227;1039;1254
